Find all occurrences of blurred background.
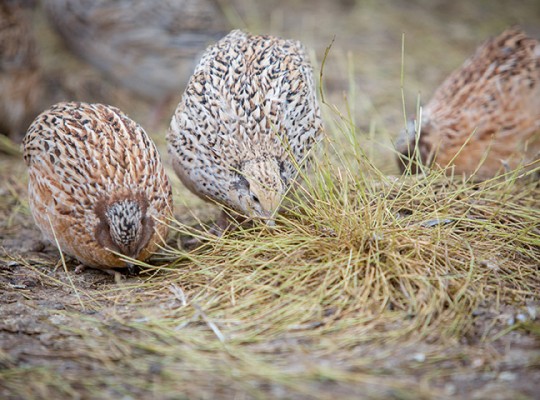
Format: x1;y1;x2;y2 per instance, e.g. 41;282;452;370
1;0;539;175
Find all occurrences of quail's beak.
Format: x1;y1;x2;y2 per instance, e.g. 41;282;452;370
259;210;276;227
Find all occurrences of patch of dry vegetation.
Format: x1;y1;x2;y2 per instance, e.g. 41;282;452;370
2;1;540;398
2;104;538;398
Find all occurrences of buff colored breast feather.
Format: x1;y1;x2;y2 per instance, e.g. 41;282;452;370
23;102;173;269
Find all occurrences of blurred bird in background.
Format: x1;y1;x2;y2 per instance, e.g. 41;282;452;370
396;27;540;180
0;0;42;143
43;0;230;108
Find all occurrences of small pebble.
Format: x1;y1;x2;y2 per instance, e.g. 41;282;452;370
498;371;517;381
516;313;527;323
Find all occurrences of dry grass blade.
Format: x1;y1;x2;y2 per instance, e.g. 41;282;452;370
0;134;21;157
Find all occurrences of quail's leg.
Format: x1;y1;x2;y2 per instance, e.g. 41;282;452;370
74;264;87;274
184;212;246;245
100;268;126;283
211;211;248;236
213;211;233;235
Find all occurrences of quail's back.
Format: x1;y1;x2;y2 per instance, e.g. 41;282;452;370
23;102;173;268
397;27;540;179
167;30;323;220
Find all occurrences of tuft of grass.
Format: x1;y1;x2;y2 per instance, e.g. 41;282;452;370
155;109;539;346
4;121;537;397
12;104;531;398
4;53;540;400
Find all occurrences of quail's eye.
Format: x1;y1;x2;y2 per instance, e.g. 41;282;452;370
251;194;260;204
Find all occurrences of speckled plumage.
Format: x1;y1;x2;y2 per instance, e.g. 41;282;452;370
167;30;323;221
396;27;540;179
0;0;42;140
23;102;173;269
43;0;229;101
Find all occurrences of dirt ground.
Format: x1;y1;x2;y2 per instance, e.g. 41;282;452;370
1;0;540;399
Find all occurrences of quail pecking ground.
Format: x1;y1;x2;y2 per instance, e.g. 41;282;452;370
23;102;173;270
396;27;540;179
167;29;323;230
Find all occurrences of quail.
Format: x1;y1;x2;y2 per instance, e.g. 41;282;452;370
397;27;540;179
23;102;173;269
167;30;323;227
